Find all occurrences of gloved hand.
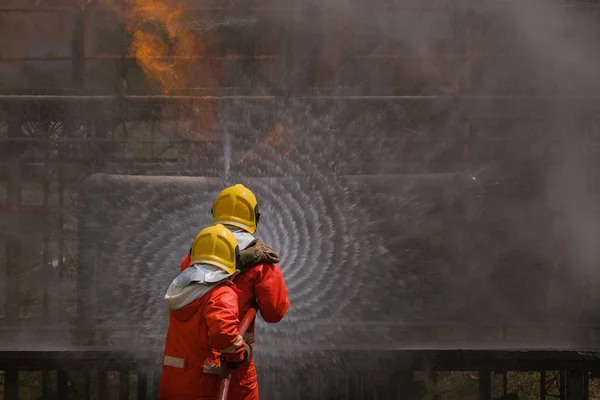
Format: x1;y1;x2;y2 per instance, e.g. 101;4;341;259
221;341;251;370
238;240;279;270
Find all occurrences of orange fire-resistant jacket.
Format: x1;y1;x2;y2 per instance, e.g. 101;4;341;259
179;244;290;400
179;252;290;344
158;281;246;400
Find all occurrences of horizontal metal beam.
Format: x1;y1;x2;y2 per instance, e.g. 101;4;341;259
0;136;510;144
1;94;600;101
0;157;184;164
0;7;76;13
2;3;600;12
0;349;599;372
0;53;509;62
0;205;77;214
0;55;284;62
0;95;278;101
7;320;600;331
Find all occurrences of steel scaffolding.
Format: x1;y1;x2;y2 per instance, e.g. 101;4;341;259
1;1;600;399
1;0;598;336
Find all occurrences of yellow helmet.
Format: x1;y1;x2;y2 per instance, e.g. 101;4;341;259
190;224;240;275
211;184;260;234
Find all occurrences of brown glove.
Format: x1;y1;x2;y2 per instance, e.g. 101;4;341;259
222;341;251;370
238;240;280;270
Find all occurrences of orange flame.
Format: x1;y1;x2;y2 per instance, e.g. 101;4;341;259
268;124;293;157
268;124;283;146
89;0;215;97
237;124;294;164
90;0;219;141
126;0;200;95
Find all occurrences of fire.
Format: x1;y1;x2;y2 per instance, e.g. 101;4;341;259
268;124;293;158
127;0;188;94
127;0;196;95
88;0;218;142
237;124;294;164
87;0;214;96
268;124;283;146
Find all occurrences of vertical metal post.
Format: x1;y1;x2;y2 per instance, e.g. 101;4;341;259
119;0;128;96
540;370;546;400
69;11;85;344
84;373;91;400
57;370;69;399
430;369;440;400
452;0;462;98
56;146;65;282
137;371;148;400
73;122;96;346
560;370;567;400
71;5;85;89
152;369;161;400
42;126;51;321
98;371;108;400
464;8;473;93
120;370;130;400
5;368;19;400
42;369;49;397
55;140;67;329
479;370;492;400
567;370;587;400
5;111;23;323
282;0;296;97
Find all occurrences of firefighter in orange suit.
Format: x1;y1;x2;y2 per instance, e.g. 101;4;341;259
180;184;290;400
159;224;250;400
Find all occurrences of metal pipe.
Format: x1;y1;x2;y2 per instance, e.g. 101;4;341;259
540;370;546;400
0;95;279;101
57;370;69;398
567;370;587;400
2;4;600;12
479;370;492;400
4;369;18;400
137;371;147;400
5;112;22;323
0;7;75;13
0;55;284;62
71;6;85;89
1;94;600;101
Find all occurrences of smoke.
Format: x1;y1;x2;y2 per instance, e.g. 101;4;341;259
4;0;600;355
78;0;600;343
499;0;600;321
259;0;600;330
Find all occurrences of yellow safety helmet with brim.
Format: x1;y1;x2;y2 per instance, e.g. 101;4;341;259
211;184;261;234
190;224;240;275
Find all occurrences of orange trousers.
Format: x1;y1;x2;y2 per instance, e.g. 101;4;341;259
228;359;259;400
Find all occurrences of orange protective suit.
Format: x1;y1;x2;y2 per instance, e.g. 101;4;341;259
158;281;247;400
180;244;290;400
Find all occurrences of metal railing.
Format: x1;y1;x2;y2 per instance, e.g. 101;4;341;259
0;349;598;400
0;350;160;400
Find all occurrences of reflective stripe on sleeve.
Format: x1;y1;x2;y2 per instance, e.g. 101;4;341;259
163;355;185;368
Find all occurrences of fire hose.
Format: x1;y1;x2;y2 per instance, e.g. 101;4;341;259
218;305;258;400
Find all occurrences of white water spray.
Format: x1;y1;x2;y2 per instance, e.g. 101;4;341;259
223;129;231;181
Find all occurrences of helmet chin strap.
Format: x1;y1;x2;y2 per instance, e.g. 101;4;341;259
255;204;261;225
